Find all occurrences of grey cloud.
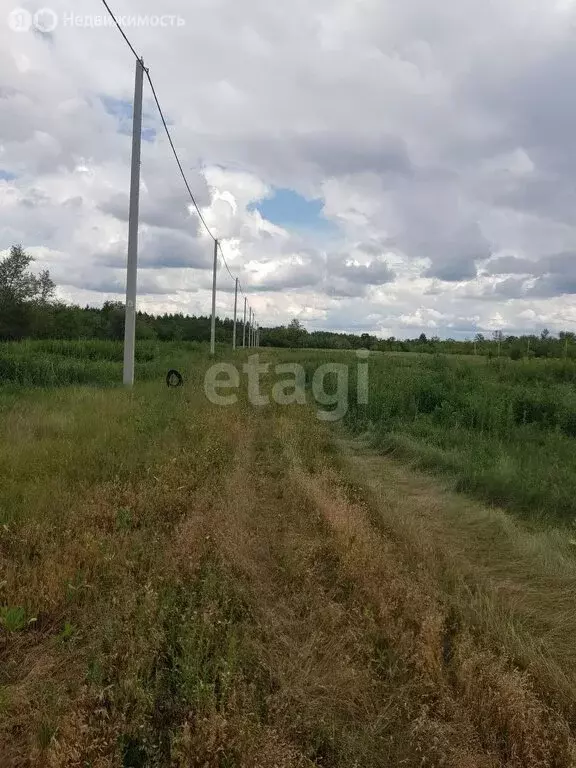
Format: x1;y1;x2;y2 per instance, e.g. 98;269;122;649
482;249;576;299
332;257;396;286
96;229;210;270
324;280;371;299
427;258;478;282
63;196;83;209
99;172;210;232
323;252;396;298
492;277;528;300
357;239;395;256
8;0;576;331
60;272;183;296
19;188;51;208
485;255;536;275
528;274;576;299
254;267;322;292
295;132;413;178
422;223;491;281
487;250;576;279
138;231;210;269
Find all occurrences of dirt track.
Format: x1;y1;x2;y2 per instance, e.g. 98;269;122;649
3;389;576;766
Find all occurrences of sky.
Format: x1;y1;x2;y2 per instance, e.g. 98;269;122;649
3;0;576;338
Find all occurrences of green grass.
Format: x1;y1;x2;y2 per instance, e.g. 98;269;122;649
2;343;576;764
345;353;576;525
4;340;576;525
0;340;212;387
271;349;576;525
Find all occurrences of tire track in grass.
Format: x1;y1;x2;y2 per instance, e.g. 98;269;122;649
262;411;576;767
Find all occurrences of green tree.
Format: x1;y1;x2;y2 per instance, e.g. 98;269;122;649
0;245;55;339
286;318;307;347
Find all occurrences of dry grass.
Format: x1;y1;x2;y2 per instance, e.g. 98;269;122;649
1;354;576;766
339;437;576;715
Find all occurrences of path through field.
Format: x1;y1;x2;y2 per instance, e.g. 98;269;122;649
1;373;576;766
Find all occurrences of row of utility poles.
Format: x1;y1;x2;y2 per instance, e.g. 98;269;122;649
209;239;260;356
122;58;259;387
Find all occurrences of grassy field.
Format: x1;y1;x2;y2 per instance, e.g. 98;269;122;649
268;348;576;525
0;340;213;388
351;352;576;524
2;341;576;766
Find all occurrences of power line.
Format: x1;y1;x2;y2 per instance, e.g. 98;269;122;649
218;241;244;290
145;70;217;242
99;0;142;61
99;0;259;333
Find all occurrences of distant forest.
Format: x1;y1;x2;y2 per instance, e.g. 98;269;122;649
2;245;576;359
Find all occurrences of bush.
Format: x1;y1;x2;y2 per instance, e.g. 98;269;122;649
559;409;576;438
415;382;445;414
512;395;558;428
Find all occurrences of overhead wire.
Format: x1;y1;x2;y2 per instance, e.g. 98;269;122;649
98;0;256;326
99;0;142;60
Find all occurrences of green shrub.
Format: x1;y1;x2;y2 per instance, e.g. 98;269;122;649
512;395;558;428
559;409;576;438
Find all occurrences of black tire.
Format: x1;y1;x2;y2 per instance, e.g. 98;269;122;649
166;369;183;388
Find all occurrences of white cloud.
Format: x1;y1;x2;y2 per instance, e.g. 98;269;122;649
3;0;576;337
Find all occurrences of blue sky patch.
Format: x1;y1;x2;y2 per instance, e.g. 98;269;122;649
0;170;16;181
100;95;157;143
250;188;336;234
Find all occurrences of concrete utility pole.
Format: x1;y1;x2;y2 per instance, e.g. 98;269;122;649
232;278;238;350
242;297;247;348
122;57;144;387
210;239;218;356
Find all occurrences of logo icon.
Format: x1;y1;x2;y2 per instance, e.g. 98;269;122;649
7;7;32;32
33;7;58;32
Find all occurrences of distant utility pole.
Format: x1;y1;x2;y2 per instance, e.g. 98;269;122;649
232;278;238;350
493;330;502;358
248;308;252;348
122;57;144;387
242;297;247;348
210;239;218;356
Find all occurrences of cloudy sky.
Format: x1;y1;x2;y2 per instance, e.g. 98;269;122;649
3;0;576;338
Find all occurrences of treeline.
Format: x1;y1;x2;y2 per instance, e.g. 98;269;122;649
14;303;576;360
2;245;576;358
0;245;234;343
15;301;236;343
261;323;576;360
